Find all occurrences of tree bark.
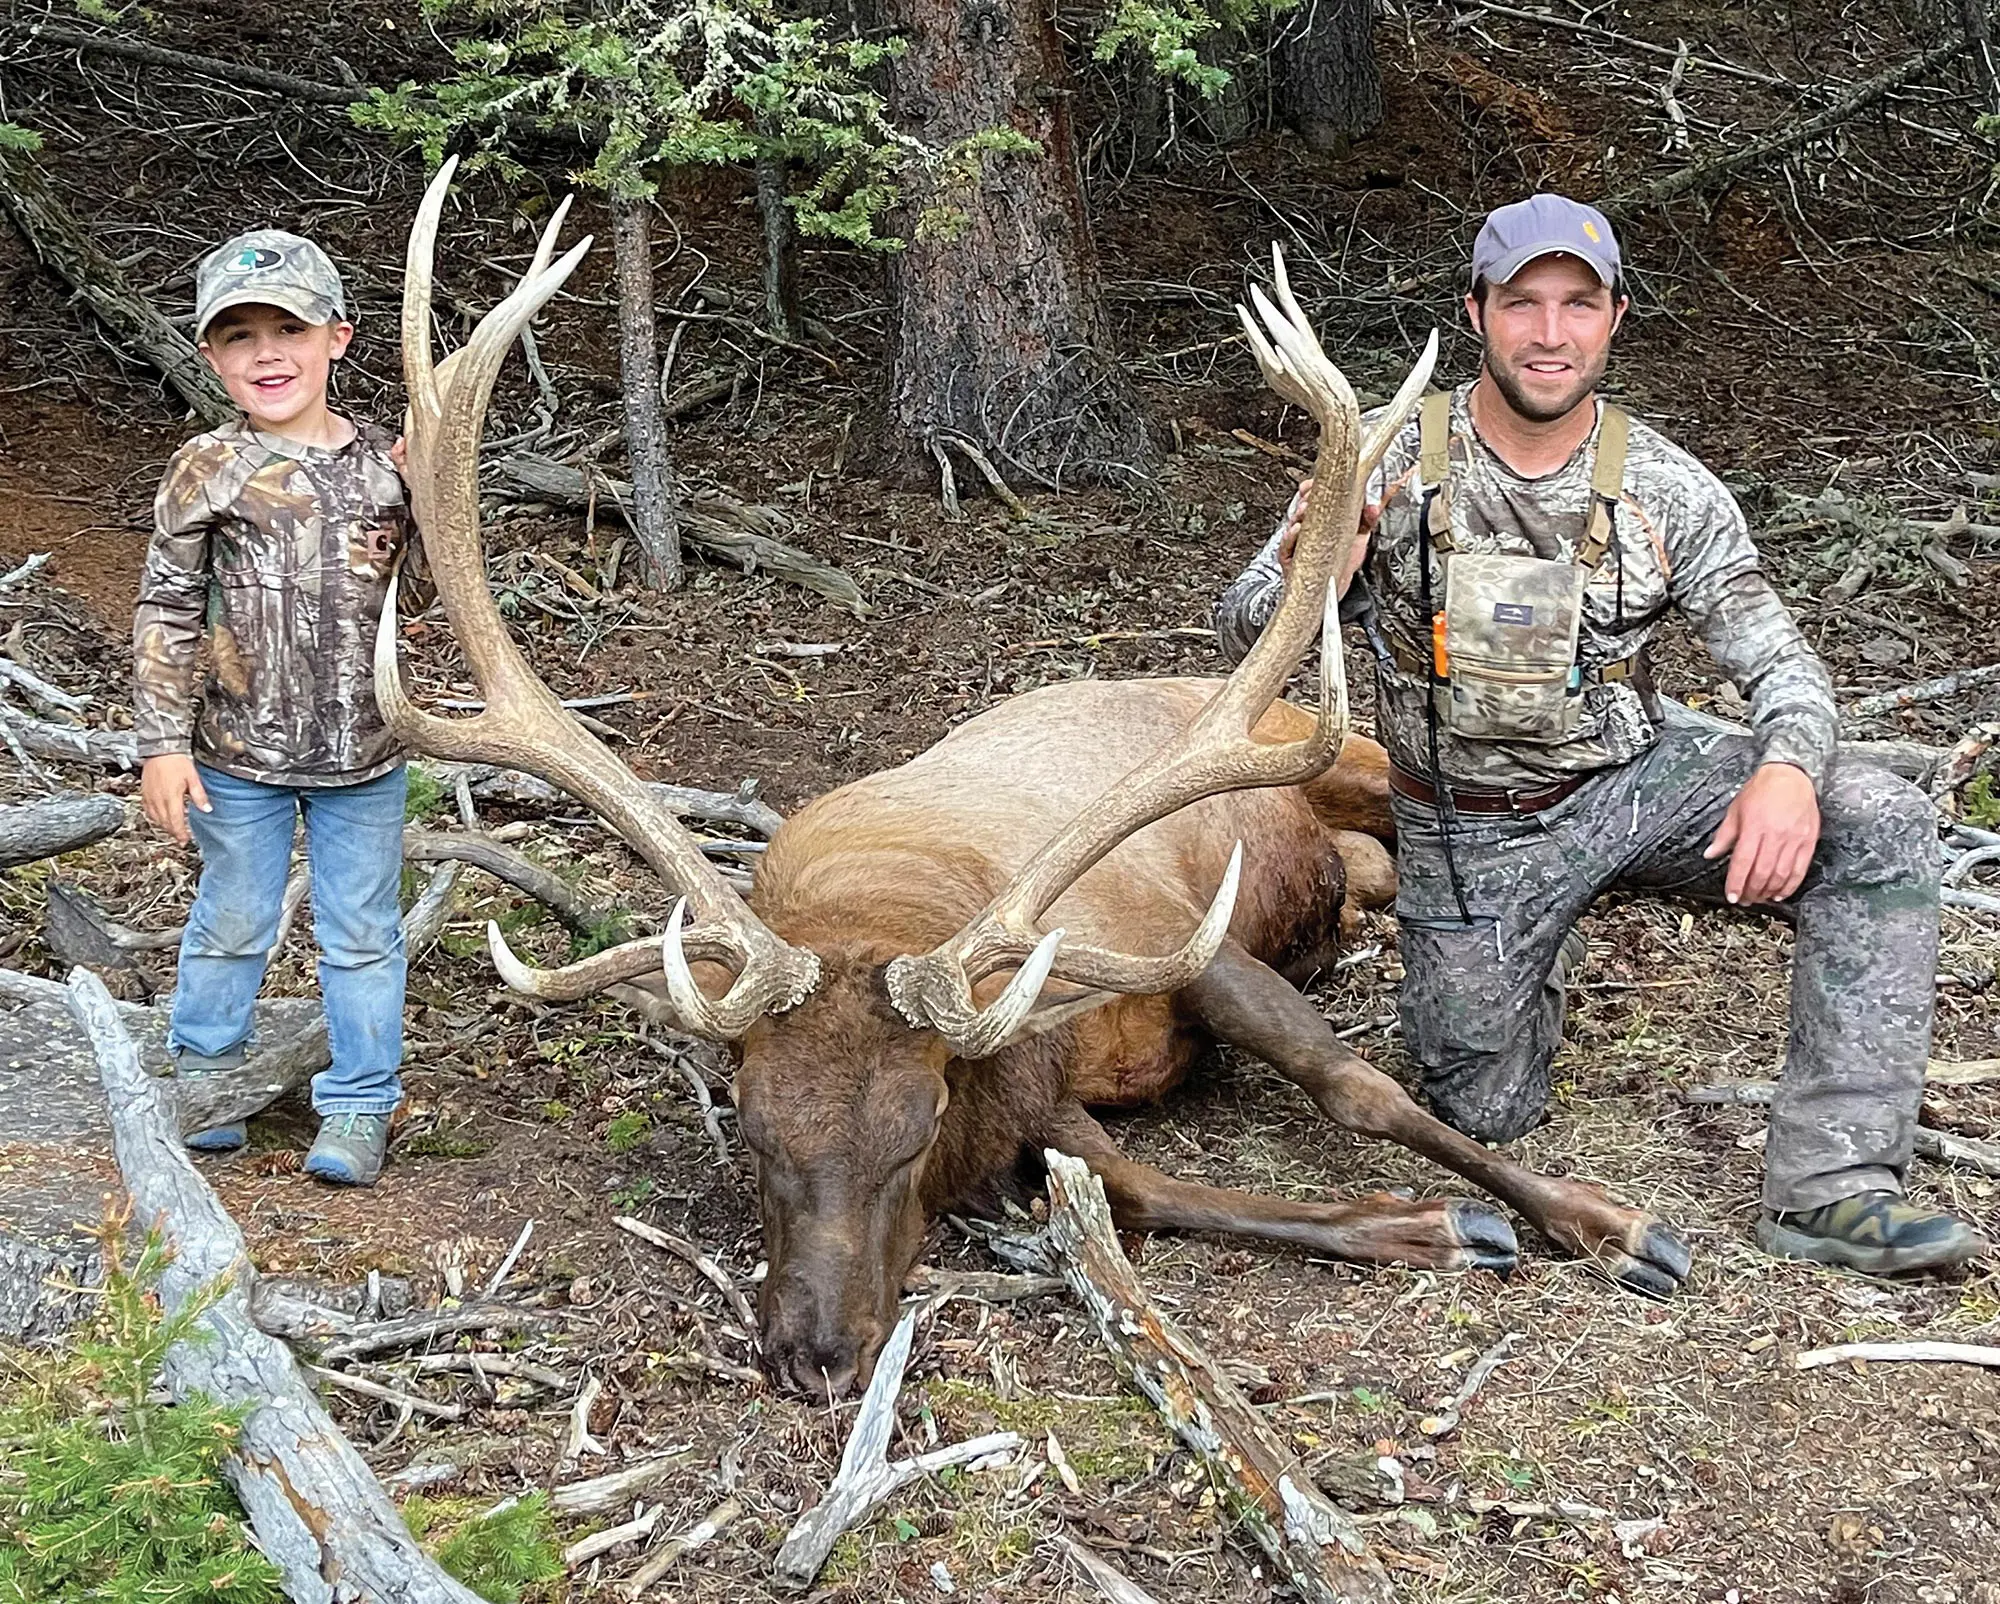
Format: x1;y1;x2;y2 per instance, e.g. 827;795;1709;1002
877;0;1156;487
0;792;124;869
0;146;236;425
1277;0;1384;153
609;193;683;589
755;122;800;339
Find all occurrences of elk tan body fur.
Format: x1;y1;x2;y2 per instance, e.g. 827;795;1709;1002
753;678;1393;1125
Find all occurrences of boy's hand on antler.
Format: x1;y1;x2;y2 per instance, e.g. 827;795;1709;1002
141;754;211;846
1276;478;1379;593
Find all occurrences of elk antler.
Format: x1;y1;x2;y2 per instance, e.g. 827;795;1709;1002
885;246;1436;1058
377;158;820;1037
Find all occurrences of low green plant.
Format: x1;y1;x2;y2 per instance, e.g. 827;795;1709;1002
402;1492;563;1604
405;763;449;822
0;1215;284;1603
609;1176;657;1212
603;1111;650;1154
1963;773;2000;831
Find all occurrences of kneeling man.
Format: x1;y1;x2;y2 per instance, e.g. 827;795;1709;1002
1217;194;1985;1276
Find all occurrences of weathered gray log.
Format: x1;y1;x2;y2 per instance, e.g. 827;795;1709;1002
486;453;866;614
0;707;140;769
0;792;124;869
1042;1150;1396;1604
438;760;786;838
1847;663;2000;720
0;146;234;424
65;968;488;1602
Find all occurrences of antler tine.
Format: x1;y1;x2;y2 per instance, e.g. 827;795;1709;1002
385;169;822;1038
403;156;458;424
1358;328;1439;481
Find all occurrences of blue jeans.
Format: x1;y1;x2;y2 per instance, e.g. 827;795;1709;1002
171;763;407;1116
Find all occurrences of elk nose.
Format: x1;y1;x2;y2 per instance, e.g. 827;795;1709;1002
775;1338;861;1400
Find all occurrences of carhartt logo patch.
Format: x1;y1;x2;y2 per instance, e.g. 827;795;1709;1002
1492;602;1536;626
225;248;285;274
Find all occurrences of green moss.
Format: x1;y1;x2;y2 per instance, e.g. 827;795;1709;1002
926;1379;1158;1483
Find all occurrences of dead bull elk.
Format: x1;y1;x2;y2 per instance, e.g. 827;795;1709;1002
382;164;1692;1396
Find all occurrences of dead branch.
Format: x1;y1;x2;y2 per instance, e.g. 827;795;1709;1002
0;791;123;869
0;146;233;424
1042;1151;1395;1604
308;1364;466;1421
1419;1331;1520;1438
551;1451;701;1517
614;1214;757;1337
645;1038;731;1163
436;761;785;839
562;1375;608;1461
64;968;487;1603
0;707;139;769
1684;1082;2000;1175
1602;33;1966;218
620;1495;741;1598
773;1311;1022;1589
1797;1340;2000;1370
1058;1535;1166;1604
486;453;867;615
403;827;627;937
15;21;366;104
318;1302;547;1364
565;1503;661;1568
1847;663;2000;720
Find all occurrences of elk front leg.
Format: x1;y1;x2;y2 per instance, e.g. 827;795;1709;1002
1037;1101;1518;1275
1184;944;1692;1297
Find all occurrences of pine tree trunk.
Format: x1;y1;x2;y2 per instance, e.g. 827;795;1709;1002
877;0;1156;487
1278;0;1383;153
610;193;682;589
756;116;800;338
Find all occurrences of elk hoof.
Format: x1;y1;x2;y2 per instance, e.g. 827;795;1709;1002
1445;1200;1519;1277
1600;1220;1694;1299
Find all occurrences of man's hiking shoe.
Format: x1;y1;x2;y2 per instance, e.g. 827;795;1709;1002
176;1049;248;1154
1757;1190;1987;1276
303;1113;391;1187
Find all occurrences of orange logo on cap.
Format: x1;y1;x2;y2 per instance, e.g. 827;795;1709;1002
1582;221;1602;242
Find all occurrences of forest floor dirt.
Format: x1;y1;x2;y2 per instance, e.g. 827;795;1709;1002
3;3;2000;1601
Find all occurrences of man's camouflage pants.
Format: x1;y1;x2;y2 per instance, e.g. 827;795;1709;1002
1391;719;1939;1212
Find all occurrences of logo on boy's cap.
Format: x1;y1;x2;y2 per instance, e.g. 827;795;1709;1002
223;247;286;274
194;228;348;342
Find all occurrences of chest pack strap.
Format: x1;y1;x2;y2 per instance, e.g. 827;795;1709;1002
1574;403;1630;570
1416;389;1455;554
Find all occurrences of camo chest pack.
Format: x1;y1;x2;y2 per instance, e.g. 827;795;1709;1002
1415;392;1635;744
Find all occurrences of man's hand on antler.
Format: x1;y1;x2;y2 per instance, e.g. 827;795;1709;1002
1276;478;1379;593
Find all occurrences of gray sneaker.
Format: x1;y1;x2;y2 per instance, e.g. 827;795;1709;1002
176;1047;248;1154
303;1113;392;1186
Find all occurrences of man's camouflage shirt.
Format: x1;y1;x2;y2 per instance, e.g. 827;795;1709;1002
1214;383;1840;792
132;418;414;788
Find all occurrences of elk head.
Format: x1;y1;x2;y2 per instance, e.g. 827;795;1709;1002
384;173;1433;1396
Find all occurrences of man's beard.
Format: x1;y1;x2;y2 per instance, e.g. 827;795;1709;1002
1480;340;1606;424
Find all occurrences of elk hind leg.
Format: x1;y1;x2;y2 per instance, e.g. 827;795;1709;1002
1037;1101;1518;1275
1184;943;1692;1297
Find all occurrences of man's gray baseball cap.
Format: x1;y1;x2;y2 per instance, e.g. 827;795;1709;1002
194;230;347;342
1469;194;1621;290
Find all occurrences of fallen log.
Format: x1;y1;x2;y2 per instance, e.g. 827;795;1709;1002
0;145;234;425
0;707;139;769
64;967;487;1603
487;453;867;615
1042;1151;1395;1604
402;827;627;938
1846;663;2000;721
0;791;123;869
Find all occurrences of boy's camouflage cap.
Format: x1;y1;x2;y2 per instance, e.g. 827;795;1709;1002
194;230;347;342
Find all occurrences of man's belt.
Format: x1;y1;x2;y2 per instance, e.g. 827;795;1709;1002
1389;764;1589;816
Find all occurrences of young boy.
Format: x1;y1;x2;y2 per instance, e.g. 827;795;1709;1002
134;229;413;1186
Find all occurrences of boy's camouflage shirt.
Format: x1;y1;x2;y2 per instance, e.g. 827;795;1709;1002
1214;383;1839;792
133;419;414;788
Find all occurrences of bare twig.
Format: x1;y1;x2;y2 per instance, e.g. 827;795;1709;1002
620;1495;743;1598
1796;1341;2000;1371
551;1451;700;1517
773;1311;1020;1589
319;1303;546;1364
1419;1331;1521;1437
309;1365;465;1421
563;1376;608;1460
563;1503;661;1568
1846;663;2000;720
1058;1535;1166;1604
483;1219;536;1299
615;1214;757;1338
